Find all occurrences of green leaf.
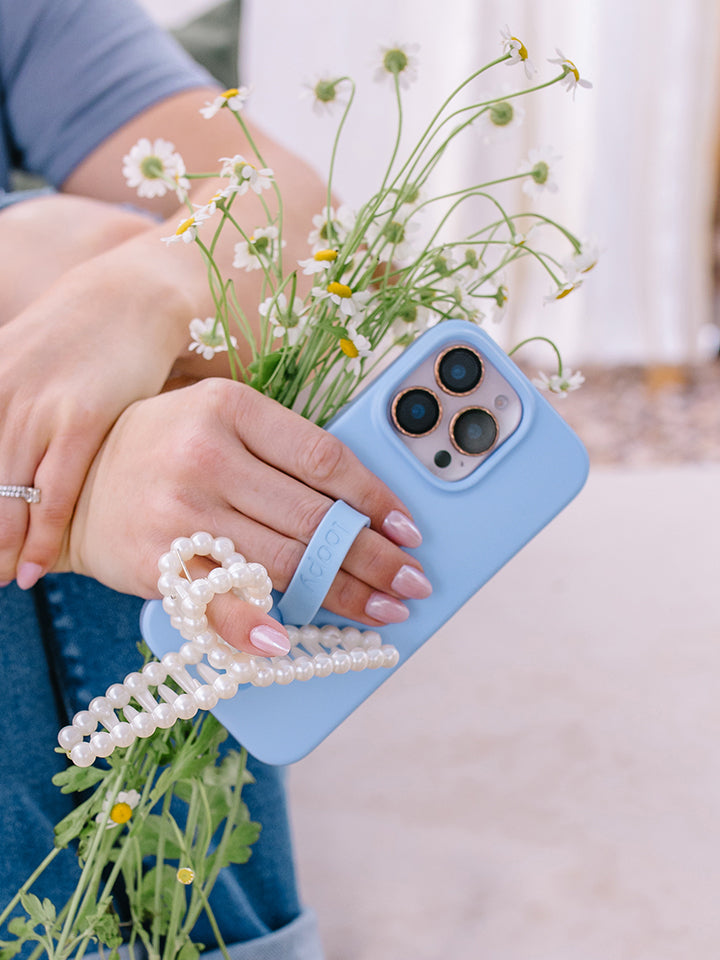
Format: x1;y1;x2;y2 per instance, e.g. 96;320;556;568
138;864;179;935
53;794;97;848
0;940;26;959
18;893;54;927
135;813;184;860
52;763;106;795
91;910;123;949
176;941;201;960
6;918;33;937
206;820;261;872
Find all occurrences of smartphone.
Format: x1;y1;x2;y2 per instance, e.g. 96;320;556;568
141;320;589;764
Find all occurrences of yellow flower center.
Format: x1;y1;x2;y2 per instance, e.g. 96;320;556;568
340;338;359;358
314;249;338;262
175;216;196;236
110;802;133;824
512;37;529;60
177;867;195;885
555;284;576;300
327;281;352;298
222;88;240;99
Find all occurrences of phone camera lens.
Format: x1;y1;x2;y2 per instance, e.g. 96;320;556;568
436;346;483;395
451;407;498;455
392;388;441;437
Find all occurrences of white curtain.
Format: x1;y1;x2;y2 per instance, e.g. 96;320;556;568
143;0;720;366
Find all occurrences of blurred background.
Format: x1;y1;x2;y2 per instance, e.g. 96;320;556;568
139;2;720;957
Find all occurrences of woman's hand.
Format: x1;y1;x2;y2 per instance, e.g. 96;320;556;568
63;380;432;656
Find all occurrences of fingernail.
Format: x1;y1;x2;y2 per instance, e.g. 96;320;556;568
249;624;291;657
382;510;422;548
16;562;43;591
0;581;11;588
391;564;432;600
365;592;410;624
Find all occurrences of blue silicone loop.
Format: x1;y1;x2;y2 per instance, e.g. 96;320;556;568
276;500;370;625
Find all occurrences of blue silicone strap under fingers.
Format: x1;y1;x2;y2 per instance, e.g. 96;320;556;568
275;500;370;626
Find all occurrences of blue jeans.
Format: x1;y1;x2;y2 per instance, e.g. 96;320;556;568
0;574;323;959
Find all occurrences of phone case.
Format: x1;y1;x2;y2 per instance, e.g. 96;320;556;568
140;320;589;764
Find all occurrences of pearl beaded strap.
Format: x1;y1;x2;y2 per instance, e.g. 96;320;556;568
59;532;400;767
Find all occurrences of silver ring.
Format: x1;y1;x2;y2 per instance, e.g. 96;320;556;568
0;485;41;504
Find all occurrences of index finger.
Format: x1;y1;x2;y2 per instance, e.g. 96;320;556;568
222;382;423;548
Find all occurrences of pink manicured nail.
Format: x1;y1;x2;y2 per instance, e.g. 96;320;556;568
16;562;43;591
382;510;422;548
391;564;432;600
0;581;11;588
365;592;410;624
249;624;291;657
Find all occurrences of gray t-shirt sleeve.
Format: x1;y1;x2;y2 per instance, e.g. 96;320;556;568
0;0;217;188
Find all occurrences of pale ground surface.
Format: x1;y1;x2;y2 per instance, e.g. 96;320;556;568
288;440;720;957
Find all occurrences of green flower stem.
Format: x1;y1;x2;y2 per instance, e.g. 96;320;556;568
151;789;174;957
0;846;62;931
230;112;285;265
508;335;564;374
323;78;356;226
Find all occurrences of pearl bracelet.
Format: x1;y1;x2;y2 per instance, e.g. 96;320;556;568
59;532;399;767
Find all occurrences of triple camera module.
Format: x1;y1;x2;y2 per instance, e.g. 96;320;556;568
389;344;522;481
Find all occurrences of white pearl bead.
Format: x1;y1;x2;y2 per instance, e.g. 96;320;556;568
211;536;235;561
292;656;315;681
214;674;239;699
228;658;256;684
365;647;385;669
142;661;168;685
207;646;232;669
207;567;232;593
189;578;214;604
162;596;179;616
58;725;82;750
180;596;205;619
158;551;182;575
88;696;112;720
350;648;369;671
253;664;275;687
362;631;383;649
170;615;184;632
157;573;179;597
193;630;217;650
381;645;400;668
70;742;96;767
131;713;157;738
191;531;214;555
106;683;130;708
273;661;295;685
90;731;114;757
72;710;97;735
312;654;333;678
153;702;177;728
173;694;199;719
321;625;343;644
179;642;203;665
331;650;352;674
171;536;195;561
228;562;252;588
110;722;135;747
223;551;246;568
194;685;219;710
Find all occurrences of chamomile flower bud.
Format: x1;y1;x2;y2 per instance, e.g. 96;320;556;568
519;147;561;198
303;75;349;116
374;42;420;89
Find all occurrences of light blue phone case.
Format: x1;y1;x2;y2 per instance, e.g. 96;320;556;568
141;321;589;764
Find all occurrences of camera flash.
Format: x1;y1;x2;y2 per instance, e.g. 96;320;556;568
494;394;509;410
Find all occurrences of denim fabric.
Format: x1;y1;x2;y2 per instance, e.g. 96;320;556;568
0;574;323;958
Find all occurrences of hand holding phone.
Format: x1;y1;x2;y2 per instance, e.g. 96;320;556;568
142;320;589;764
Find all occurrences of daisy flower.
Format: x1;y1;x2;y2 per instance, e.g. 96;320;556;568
232;226;282;271
562;241;600;281
547;50;592;97
544;279;583;303
439;276;485;323
314;281;371;320
298;248;338;275
374;42;420;89
122;137;188;199
220;155;274;195
368;216;420;264
340;321;372;373
96;790;141;830
519;146;561;199
479;90;525;143
200;86;251;119
533;368;585;397
259;294;309;346
302;75;350;116
161;210;209;245
500;25;537;79
188;317;238;360
308;205;355;253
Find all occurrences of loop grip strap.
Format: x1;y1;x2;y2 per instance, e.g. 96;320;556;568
276;500;370;625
